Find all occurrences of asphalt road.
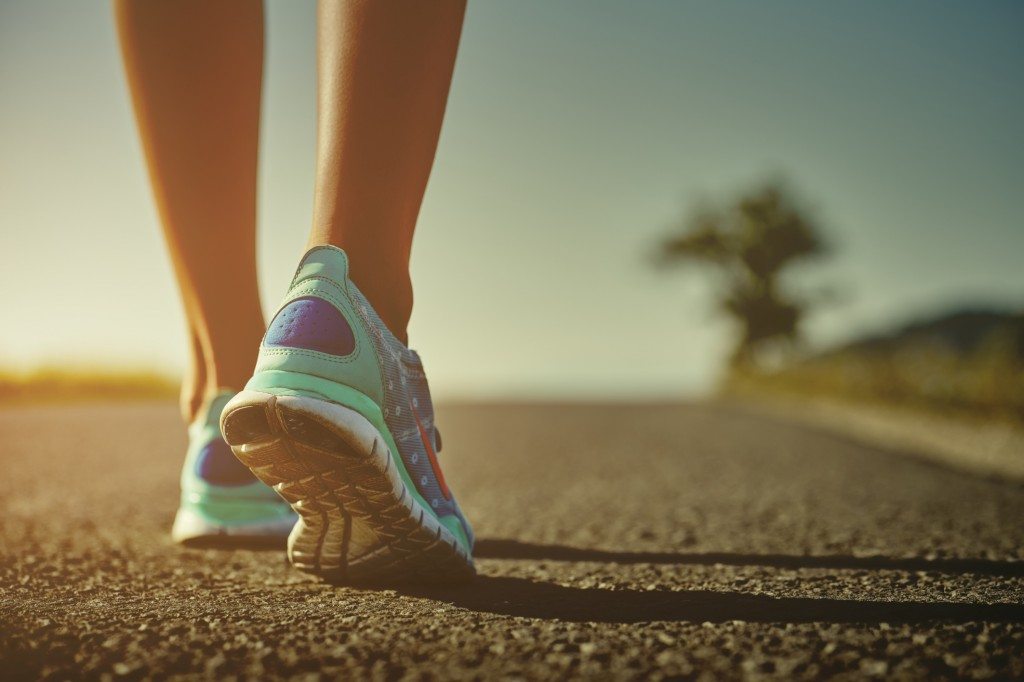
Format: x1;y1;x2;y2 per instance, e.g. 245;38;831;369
1;402;1022;679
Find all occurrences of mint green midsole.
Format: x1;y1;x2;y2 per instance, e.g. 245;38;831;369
244;370;471;552
180;494;295;524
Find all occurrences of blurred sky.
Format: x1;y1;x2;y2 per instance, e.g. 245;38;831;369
1;1;1022;398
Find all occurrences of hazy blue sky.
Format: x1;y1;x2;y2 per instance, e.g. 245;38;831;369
1;1;1022;397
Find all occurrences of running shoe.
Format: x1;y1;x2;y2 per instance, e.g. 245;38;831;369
220;246;475;584
171;390;297;545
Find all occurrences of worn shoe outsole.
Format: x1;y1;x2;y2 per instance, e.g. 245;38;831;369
220;390;475;585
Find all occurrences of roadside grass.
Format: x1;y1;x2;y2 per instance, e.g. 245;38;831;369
726;343;1024;424
0;366;178;405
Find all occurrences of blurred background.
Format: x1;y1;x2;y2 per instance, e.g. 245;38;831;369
1;0;1022;420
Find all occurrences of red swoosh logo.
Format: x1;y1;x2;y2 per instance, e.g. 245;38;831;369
412;404;451;500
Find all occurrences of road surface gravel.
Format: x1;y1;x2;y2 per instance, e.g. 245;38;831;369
1;402;1022;679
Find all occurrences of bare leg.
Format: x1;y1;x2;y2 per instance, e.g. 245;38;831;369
115;0;266;421
311;0;466;343
180;327;206;422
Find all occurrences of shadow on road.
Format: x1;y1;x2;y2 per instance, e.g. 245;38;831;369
406;575;1024;625
383;538;1024;624
474;539;1024;577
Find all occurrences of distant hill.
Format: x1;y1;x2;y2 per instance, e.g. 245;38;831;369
731;306;1024;421
827;308;1024;360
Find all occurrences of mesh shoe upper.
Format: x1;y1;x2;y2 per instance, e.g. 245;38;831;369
254;246;474;548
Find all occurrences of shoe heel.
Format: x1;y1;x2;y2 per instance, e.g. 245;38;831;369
220;390;474;584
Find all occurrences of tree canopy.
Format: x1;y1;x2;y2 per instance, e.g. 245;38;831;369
659;182;829;366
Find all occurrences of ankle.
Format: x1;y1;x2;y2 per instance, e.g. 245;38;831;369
347;269;412;345
205;351;260;396
179;385;204;424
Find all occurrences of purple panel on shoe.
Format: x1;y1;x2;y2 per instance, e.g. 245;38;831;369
195;438;257;486
264;296;356;356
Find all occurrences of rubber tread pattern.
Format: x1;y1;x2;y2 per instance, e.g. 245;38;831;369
221;393;474;585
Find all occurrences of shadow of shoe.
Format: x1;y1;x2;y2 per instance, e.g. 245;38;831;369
473;539;1024;577
403;574;1024;624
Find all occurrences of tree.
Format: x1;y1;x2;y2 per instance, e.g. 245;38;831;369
658;181;829;367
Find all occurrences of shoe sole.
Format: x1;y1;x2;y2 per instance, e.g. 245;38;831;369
220;390;475;585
